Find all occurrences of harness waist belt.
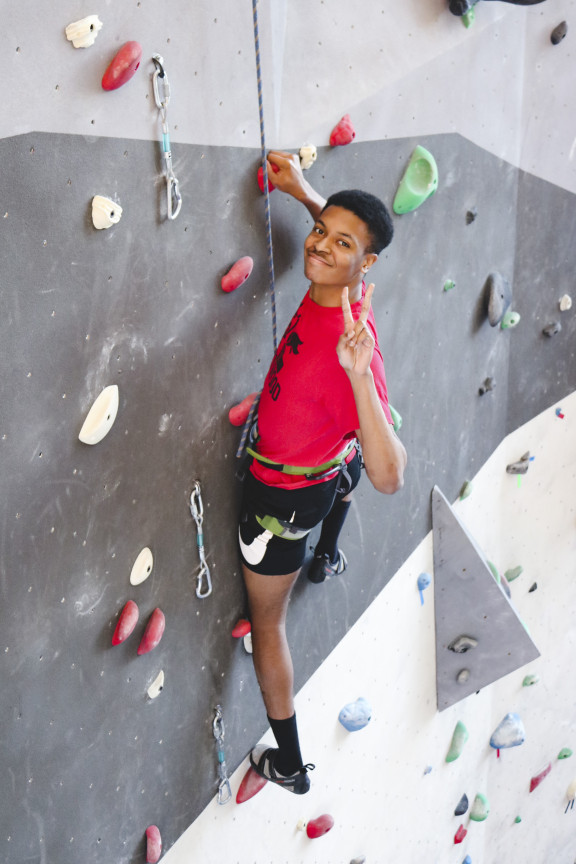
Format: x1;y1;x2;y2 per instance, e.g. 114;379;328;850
245;439;356;477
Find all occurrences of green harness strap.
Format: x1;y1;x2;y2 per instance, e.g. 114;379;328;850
245;439;356;477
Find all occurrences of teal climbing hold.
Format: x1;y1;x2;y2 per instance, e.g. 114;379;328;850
459;480;473;500
389;404;402;433
444;279;456;292
487;561;501;583
501;309;521;330
514;815;522;823
470;792;490;822
558;748;573;760
522;674;539;687
446;720;469;762
393;145;438;214
505;565;523;582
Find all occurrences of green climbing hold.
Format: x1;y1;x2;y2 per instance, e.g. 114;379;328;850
389;404;402;433
505;565;523;582
522;674;540;687
444;279;456;292
393;145;438;215
514;815;522;824
487;561;501;583
462;8;476;27
459;480;473;500
501;309;521;330
470;792;490;822
558;748;573;760
446;720;469;763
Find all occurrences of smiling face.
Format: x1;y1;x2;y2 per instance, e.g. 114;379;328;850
303;206;378;299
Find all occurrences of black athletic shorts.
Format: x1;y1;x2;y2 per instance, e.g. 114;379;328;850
238;451;362;575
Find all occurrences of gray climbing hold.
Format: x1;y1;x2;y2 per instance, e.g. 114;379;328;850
529;582;538;593
551;21;568;45
505;565;523;582
506;451;531;474
478;377;494;395
485;272;512;326
350;858;366;864
466;208;477;224
470;793;490;822
455;793;469;816
448;635;478;654
490;712;525;750
446;720;469;762
543;321;561;337
338;697;372;732
456;669;470;684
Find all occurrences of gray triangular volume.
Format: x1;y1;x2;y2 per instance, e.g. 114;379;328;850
432;486;540;711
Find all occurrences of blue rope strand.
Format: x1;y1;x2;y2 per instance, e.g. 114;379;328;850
236;0;278;460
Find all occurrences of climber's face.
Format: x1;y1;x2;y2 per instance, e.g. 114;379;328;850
304;206;377;292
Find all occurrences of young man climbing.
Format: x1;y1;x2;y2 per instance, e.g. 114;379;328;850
239;150;407;794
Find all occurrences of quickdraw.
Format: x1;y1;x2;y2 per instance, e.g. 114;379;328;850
151;54;182;220
212;705;232;805
189;481;212;599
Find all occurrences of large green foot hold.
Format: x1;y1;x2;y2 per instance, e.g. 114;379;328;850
470;792;490;821
446;720;469;762
393;145;438;214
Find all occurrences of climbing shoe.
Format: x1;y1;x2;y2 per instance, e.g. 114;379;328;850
449;0;475;14
249;746;314;795
307;549;347;584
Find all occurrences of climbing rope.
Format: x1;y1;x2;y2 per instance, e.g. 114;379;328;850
235;0;278;461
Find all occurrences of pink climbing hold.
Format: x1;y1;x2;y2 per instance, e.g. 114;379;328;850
228;392;258;426
112;600;139;646
231;618;252;638
137;608;165;655
306;814;334;839
329;114;356;147
221;256;254;293
454;824;467;844
101;41;143;91
236;765;268;803
530;762;552;792
146;825;162;864
257;163;280;194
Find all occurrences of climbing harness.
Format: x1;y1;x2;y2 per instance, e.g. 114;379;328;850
189;481;212;599
246;434;356;481
151;54;182;221
212;705;232;805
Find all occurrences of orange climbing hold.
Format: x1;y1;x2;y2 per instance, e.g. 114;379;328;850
138;608;165;655
236;765;268;803
101;41;143;91
231;618;252;637
112;600;139;645
228;393;258;426
145;825;162;864
330;114;356;146
257;163;279;193
221;257;254;293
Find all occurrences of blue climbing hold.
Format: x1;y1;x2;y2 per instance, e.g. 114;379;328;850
490;713;525;750
338;697;372;732
417;572;431;605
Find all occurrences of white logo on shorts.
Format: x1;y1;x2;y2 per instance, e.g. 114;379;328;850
238;526;274;567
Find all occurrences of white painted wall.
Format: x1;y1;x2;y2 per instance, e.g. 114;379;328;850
165;392;576;864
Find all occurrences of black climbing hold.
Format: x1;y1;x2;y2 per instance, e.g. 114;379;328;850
506;451;531;475
455;793;469;816
485;272;512;327
543;321;561;337
448;635;478;653
529;582;537;593
479;377;494;395
551;21;568;45
466;208;478;224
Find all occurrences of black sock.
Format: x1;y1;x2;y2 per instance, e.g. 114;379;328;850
315;499;351;563
268;713;303;776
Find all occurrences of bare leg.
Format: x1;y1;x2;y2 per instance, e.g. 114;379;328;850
242;564;300;719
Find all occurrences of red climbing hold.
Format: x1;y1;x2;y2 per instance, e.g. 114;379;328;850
306;814;334;839
145;825;162;864
530;762;552;792
454;824;467;844
236;765;268;803
228;392;258;426
137;608;165;655
112;600;139;645
102;41;143;91
231;618;252;638
257;163;280;193
329;114;356;147
221;256;254;293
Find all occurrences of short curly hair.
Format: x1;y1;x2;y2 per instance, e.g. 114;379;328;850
322;189;394;254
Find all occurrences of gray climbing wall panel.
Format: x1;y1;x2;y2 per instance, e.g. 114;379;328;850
432;486;540;711
0;129;574;863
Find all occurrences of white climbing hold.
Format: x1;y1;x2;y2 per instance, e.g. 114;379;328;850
299;144;317;170
243;632;253;654
559;294;572;312
147;670;165;699
65;15;103;48
92;195;123;230
130;547;154;586
78;384;119;445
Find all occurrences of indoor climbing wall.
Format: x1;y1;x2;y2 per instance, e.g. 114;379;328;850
2;1;575;864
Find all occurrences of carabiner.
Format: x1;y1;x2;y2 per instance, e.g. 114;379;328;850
190;481;203;521
190;482;212;599
213;705;232;805
152;53;170;109
167;174;182;221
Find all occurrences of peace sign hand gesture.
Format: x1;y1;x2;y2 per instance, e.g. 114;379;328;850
337;284;375;376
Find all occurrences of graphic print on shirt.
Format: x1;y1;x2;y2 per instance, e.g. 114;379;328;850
267;304;304;402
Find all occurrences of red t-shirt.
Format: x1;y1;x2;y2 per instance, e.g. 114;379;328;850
251;287;392;489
